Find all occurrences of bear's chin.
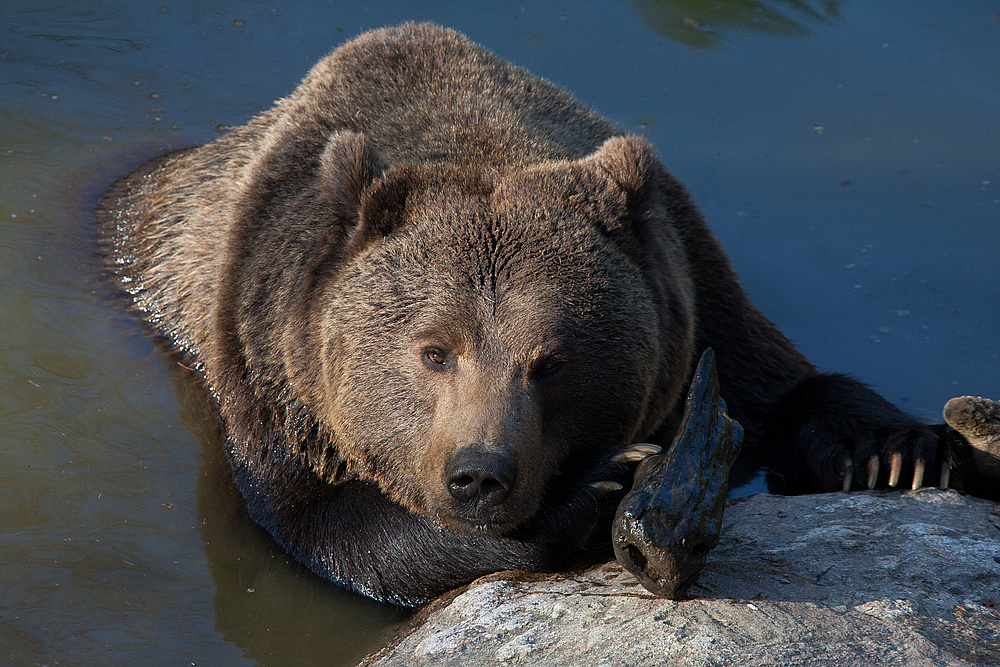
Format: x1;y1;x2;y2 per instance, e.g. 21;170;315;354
436;515;524;536
427;502;537;536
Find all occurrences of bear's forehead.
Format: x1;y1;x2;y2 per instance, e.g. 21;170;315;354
351;162;649;324
389;167;627;265
395;203;623;292
365;218;648;343
376;158;627;235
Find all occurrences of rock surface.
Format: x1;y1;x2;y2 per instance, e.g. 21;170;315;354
361;489;1000;667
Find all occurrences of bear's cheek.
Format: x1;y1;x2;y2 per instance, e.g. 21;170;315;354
316;344;435;511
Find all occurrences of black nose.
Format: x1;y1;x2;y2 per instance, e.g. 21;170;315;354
446;450;515;508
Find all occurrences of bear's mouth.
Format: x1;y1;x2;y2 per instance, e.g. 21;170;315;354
434;503;533;535
428;492;541;535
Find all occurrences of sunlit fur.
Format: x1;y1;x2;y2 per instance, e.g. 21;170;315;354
97;23;961;606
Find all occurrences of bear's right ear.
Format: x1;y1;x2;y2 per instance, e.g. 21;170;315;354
317;131;388;224
318;131;416;252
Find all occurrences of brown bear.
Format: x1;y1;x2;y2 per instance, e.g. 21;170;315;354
97;22;964;606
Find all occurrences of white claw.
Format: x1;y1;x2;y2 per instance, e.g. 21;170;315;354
590;481;624;493
888;452;903;488
867;455;880;489
612;451;648;463
939;461;951;490
612;443;663;463
911;458;926;491
842;456;853;492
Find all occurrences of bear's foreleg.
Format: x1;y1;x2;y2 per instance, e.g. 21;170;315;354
231;445;637;606
759;373;968;494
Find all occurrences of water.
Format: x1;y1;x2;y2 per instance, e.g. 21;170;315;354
2;1;997;665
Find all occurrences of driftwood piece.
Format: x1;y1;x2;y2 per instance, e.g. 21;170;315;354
612;348;743;598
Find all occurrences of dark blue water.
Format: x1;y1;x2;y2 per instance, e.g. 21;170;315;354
2;2;997;665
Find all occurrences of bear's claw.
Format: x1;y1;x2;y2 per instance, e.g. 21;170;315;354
612;443;662;463
867;455;879;489
844;450;951;492
939;460;951;490
590;481;624;493
587;445;663;496
840;457;852;492
887;451;903;487
911;457;926;490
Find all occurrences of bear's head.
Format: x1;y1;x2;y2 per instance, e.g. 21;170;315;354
295;132;695;534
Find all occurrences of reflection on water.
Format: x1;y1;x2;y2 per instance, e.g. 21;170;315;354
178;364;411;666
632;0;842;48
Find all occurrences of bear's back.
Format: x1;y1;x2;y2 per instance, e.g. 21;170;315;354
282;22;620;170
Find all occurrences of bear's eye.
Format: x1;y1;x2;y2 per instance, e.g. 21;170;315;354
423;347;449;369
534;356;564;378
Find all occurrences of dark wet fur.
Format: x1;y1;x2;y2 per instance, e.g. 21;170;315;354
96;23;976;606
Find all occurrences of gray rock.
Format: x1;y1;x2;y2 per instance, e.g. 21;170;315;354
361;490;1000;667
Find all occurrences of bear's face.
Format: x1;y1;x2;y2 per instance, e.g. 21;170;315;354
307;134;694;534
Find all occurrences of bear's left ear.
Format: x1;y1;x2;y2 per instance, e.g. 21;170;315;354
575;135;668;252
317;131;388;222
583;135;661;212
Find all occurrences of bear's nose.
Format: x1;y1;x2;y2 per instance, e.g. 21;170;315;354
446;450;515;508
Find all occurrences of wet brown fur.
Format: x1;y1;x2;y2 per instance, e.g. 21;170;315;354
96;23;958;605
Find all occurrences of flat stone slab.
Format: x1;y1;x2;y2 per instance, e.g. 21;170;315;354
361;490;1000;667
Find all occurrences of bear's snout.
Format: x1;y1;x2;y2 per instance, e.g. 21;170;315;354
419;357;552;531
445;449;516;510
